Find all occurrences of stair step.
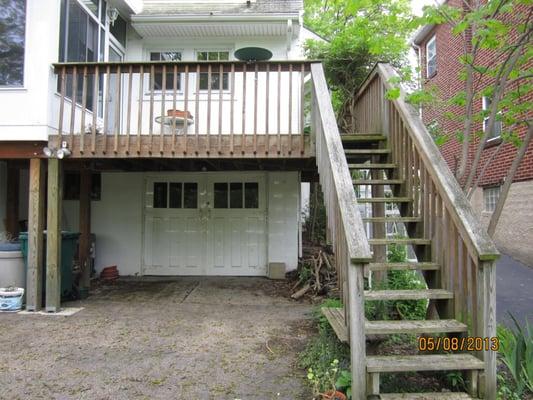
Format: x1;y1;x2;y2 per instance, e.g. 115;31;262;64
366;354;484;373
341;134;387;142
353;179;404;185
349;163;396;169
364;289;453;301
321;307;348;343
367;262;440;271
369;238;431;246
359;197;412;203
345;148;391;155
379;393;475;399
365;319;468;335
363;216;421;223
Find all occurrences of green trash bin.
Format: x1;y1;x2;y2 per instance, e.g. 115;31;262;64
19;231;80;300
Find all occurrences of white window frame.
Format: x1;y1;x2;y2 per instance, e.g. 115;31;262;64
144;49;184;95
194;49;232;93
426;35;437;78
483;186;500;212
482;96;502;140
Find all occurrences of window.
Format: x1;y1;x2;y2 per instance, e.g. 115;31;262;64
59;0;105;112
213;182;259;209
197;51;230;90
153;182;197;209
482;96;502;139
150;52;182;91
426;35;437;78
110;14;127;47
483;186;500;212
0;0;27;86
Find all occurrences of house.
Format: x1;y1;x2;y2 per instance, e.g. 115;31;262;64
0;1;500;398
412;0;533;266
0;0;320;285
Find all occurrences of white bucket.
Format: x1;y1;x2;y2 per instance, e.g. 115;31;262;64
0;287;25;311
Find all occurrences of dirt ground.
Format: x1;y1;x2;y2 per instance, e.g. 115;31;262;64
0;277;314;400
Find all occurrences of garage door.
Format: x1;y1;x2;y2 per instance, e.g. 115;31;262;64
143;173;267;276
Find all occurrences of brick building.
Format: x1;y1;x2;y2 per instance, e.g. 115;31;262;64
412;0;533;266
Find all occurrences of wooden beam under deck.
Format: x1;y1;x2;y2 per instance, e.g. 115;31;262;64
48;135;312;159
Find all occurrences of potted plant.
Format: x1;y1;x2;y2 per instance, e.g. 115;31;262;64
307;359;348;400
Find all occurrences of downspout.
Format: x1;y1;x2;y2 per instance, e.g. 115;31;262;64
286;19;293;55
412;42;423;118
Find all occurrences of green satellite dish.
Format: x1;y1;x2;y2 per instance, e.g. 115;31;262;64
234;47;273;62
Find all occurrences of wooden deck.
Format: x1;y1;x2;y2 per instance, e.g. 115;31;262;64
48;134;312;159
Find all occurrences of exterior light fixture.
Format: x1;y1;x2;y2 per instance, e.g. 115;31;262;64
56;148;71;159
106;7;119;26
43;147;54;157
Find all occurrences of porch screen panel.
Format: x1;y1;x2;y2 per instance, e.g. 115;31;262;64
0;0;26;86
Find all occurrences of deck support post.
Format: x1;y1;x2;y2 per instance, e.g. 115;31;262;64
79;165;92;289
477;260;497;399
5;162;20;239
26;159;46;311
348;261;366;399
46;158;62;312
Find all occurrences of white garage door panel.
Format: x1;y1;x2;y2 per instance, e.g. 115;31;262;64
143;173;267;276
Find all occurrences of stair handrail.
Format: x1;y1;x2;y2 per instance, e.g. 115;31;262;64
356;63;499;262
310;62;371;399
353;62;499;398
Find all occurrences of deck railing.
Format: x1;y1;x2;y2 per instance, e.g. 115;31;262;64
354;63;499;398
311;63;372;399
51;61;311;158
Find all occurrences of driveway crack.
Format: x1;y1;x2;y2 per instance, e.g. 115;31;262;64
180;281;200;303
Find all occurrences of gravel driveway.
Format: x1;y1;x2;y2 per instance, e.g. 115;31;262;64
0;277;313;400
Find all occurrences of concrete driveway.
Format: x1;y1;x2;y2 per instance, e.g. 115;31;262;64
0;277;313;400
496;254;533;327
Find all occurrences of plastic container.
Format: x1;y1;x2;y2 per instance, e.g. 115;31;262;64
0;287;24;311
19;232;80;299
0;242;26;289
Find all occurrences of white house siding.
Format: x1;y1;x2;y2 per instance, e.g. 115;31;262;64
267;171;299;271
63;170;299;276
0;0;61;141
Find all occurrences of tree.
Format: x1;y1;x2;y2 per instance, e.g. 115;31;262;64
414;0;532;236
304;0;418;132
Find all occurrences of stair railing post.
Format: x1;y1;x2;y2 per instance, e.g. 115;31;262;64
476;260;497;399
348;259;366;399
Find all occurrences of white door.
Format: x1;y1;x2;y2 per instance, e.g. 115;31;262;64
143;173;267;276
143;175;206;275
206;174;267;276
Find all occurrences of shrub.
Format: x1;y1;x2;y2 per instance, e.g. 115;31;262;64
365;238;427;321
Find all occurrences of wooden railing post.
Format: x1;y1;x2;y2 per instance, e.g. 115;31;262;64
348;260;366;400
477;260;497;399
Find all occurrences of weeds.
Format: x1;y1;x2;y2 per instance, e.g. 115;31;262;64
497;316;533;397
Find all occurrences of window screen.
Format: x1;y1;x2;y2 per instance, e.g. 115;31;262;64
0;0;26;86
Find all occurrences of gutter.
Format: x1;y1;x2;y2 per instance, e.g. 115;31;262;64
131;13;300;23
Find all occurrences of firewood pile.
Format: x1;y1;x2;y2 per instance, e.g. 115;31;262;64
290;245;338;300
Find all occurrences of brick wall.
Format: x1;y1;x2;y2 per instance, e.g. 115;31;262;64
416;1;533;187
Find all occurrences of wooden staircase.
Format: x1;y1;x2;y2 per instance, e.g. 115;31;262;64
347;133;482;398
310;63;498;400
